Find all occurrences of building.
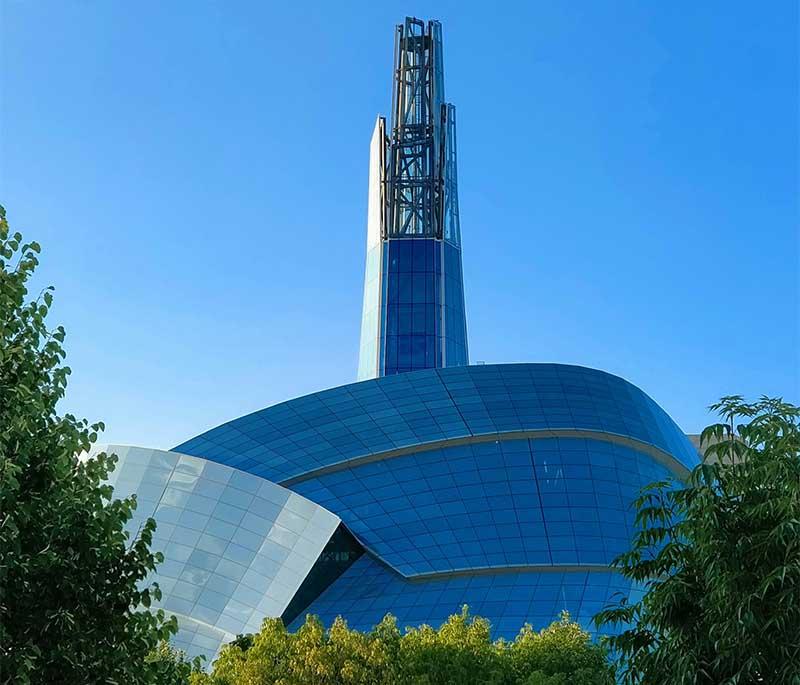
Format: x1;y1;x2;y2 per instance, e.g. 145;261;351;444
105;17;699;661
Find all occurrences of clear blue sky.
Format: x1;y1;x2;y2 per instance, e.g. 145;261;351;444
2;1;797;448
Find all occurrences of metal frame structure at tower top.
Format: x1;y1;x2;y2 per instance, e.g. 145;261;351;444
384;18;458;243
357;17;467;381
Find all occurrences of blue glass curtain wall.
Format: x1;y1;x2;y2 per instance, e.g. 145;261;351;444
381;239;468;376
291;437;672;576
289;554;641;641
171;363;699;646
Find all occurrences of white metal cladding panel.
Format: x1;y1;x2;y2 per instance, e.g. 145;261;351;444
98;445;340;661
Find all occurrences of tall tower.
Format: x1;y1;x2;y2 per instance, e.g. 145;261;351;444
357;17;468;380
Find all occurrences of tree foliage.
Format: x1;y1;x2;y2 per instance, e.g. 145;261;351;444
191;607;612;685
146;642;205;685
596;395;800;684
0;206;179;684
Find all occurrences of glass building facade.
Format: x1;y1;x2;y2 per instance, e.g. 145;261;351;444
286;557;644;641
357;18;468;380
168;363;698;652
100;446;340;659
100;16;700;667
107;372;697;659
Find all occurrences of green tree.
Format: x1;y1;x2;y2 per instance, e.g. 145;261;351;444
191;615;397;685
396;606;503;685
0;206;178;684
147;642;204;685
595;396;800;684
193;608;612;684
508;612;613;685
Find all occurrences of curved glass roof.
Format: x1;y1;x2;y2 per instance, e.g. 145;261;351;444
175;363;698;482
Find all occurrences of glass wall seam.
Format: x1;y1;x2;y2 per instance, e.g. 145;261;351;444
277;429;691;487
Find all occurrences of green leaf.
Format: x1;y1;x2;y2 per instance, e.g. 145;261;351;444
0;212;175;685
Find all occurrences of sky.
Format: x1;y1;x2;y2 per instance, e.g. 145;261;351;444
2;1;798;448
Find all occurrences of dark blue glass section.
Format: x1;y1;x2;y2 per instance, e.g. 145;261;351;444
292;438;672;576
174;364;699;483
379;239;467;376
288;554;639;641
383;239;442;375
281;524;364;627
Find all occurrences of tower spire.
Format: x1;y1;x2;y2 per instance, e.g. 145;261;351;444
358;18;468;380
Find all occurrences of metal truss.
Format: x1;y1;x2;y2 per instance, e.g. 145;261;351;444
383;17;459;243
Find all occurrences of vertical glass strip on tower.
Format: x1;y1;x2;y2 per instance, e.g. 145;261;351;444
357;17;468;380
